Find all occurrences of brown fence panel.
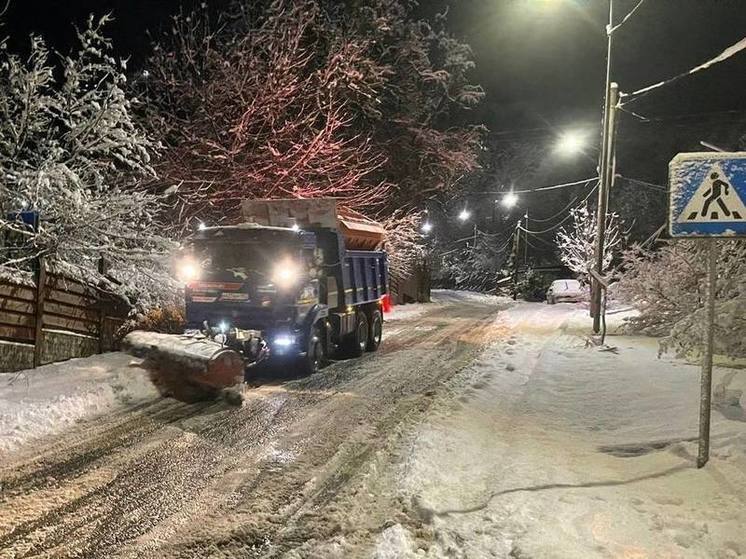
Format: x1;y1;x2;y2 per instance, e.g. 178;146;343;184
0;269;132;371
0;283;35;301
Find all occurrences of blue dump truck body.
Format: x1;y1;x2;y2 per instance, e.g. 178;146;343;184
178;201;389;376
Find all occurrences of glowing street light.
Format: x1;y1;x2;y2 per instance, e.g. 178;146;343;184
501;192;519;208
458;209;471;221
555;131;585;157
421;221;433;233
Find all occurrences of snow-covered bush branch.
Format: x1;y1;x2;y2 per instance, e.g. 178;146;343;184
615;241;746;358
382;210;426;287
0;17;177;308
555;202;623;284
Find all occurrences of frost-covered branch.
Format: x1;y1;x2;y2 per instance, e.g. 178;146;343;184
0;17;176;309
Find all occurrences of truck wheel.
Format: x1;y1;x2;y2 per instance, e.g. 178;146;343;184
299;327;325;376
346;312;369;357
367;309;382;352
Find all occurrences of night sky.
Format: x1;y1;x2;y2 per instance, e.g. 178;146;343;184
5;0;746;187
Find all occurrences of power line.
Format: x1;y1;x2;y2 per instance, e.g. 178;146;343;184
617;175;667;191
529;180;598;223
480;176;598;196
516;180;600;235
620;35;746;106
608;0;647;35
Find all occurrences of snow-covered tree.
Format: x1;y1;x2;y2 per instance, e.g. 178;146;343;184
382;210;426;288
138;0;484;282
615;241;746;359
555;202;623;284
0;17;176;307
137;2;390;228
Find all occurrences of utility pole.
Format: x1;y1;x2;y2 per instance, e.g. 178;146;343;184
523;211;529;265
592;0;617;334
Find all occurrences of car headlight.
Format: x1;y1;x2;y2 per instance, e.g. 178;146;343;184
178;257;201;283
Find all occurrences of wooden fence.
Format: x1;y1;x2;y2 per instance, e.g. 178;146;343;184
0;268;131;371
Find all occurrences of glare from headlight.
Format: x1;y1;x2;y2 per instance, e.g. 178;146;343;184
273;335;295;347
178;258;200;282
271;261;299;288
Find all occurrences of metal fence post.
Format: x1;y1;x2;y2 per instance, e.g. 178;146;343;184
32;257;46;368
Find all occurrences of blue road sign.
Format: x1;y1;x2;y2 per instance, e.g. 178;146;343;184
669;152;746;238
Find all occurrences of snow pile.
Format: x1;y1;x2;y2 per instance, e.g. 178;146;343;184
373;524;418;559
0;353;158;455
381;302;746;558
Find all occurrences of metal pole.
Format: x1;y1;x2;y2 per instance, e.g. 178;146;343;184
523;211;529;265
697;241;718;468
592;0;615;333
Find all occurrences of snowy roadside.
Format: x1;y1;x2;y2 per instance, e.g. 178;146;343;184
385;289;509;323
374;301;746;558
0;353;158;456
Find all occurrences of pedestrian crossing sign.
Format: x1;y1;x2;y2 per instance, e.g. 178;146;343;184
669;152;746;237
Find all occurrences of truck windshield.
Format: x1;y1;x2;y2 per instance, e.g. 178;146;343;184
194;242;296;276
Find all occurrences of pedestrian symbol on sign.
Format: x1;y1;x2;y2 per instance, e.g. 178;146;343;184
676;163;746;224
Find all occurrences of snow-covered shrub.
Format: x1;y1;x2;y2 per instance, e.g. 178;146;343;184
514;267;548;301
615;241;746;358
437;233;511;293
0;17;177;309
382;210;426;289
555;202;623;284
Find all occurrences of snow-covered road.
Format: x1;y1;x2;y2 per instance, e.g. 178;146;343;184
1;292;744;558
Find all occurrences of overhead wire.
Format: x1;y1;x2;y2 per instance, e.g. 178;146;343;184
480;176;598;196
528;179;597;223
608;0;647;35
517;180;600;235
620;35;746;106
617;176;667;191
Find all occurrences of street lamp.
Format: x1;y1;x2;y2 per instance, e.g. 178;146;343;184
555;131;586;157
422;221;433;233
458;209;471;221
501;192;519;208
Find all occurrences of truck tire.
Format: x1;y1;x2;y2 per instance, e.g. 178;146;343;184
346;312;369;357
299;326;325;376
367;309;382;352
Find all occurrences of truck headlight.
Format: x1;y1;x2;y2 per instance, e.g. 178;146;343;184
271;260;299;288
273;335;295;347
178;257;201;282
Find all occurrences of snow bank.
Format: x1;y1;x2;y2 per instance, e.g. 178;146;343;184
0;352;158;456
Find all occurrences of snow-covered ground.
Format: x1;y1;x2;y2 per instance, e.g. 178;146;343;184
385;289;509;323
0;353;158;456
376;301;746;558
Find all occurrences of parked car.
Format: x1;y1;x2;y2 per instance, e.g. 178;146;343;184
546;279;586;304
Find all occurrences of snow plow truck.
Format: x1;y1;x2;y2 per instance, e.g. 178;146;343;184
124;199;389;399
